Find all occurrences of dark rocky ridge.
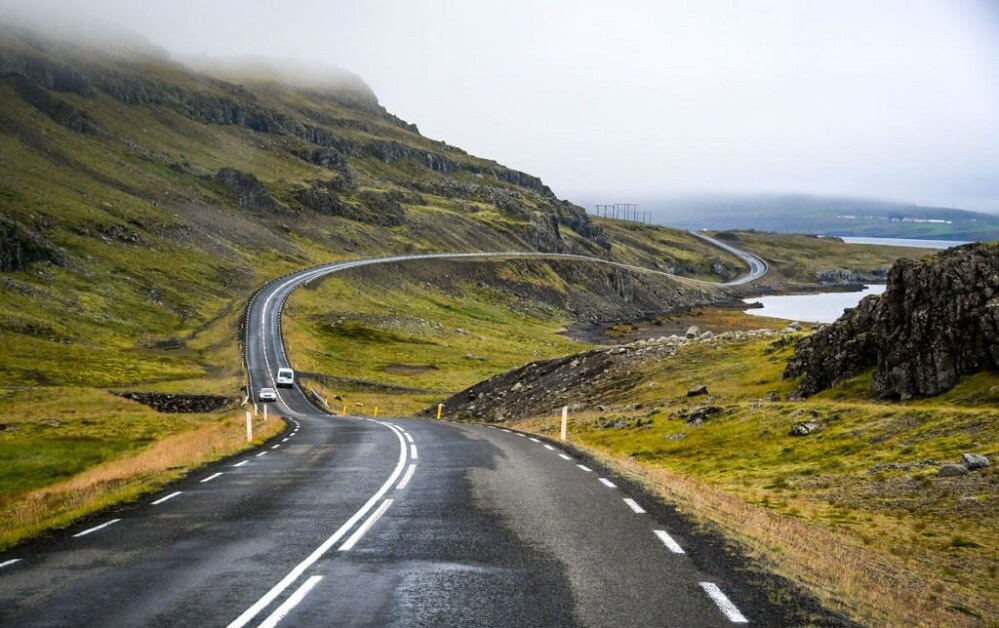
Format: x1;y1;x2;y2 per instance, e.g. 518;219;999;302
116;392;235;413
785;243;999;399
426;330;781;422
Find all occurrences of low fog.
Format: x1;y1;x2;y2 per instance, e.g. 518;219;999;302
4;0;999;212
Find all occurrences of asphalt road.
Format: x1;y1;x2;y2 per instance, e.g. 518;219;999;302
0;249;826;628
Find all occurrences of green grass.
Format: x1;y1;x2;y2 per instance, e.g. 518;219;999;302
512;334;998;625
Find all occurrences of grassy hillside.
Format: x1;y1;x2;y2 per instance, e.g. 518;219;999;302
0;25;952;555
0;25;747;544
510;333;998;627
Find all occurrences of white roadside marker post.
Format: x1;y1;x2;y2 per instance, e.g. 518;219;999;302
264;404;268;422
560;406;568;442
246;410;253;442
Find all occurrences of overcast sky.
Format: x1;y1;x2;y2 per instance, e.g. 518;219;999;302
6;1;999;211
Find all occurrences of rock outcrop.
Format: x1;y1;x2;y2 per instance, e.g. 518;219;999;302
116;392;235;413
215;168;282;212
0;217;62;272
785;243;999;399
427;329;781;422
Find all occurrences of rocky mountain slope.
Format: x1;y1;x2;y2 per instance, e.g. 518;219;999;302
785;242;999;399
0;24;742;392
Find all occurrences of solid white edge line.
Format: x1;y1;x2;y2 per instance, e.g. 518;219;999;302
201;472;224;483
558;453;572;461
654;530;685;554
338;498;393;551
0;559;22;569
577;464;592;472
151;491;183;505
73;518;121;538
233;460;249;468
623;498;646;514
404;432;414;444
410;444;418;460
226;422;408;628
599;478;617;488
257;575;323;628
543;444;555;451
397;464;416;490
700;582;749;623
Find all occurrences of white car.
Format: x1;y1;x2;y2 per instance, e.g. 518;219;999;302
258;387;277;402
276;367;295;388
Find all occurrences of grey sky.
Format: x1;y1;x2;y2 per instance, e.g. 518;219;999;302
6;0;999;211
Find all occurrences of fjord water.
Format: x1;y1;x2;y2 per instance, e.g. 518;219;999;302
839;236;971;249
744;285;887;324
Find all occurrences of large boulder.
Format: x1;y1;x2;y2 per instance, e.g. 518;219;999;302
785;243;999;400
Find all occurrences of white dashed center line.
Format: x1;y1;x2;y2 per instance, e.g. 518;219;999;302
233;460;249;468
73;518;121;538
410;444;418;460
700;582;749;623
201;472;224;483
599;478;617;488
654;530;685;554
151;491;183;505
623;498;646;514
576;464;592;472
256;452;267;457
0;559;22;569
404;432;414;444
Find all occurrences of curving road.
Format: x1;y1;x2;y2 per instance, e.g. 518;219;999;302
0;247;818;628
688;231;769;285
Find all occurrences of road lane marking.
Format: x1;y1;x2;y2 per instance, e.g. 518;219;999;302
558;453;572;461
543;444;555;451
271;444;281;450
73;519;121;538
501;429;511;433
226;421;408;628
410;444;418;460
654;530;685;554
529;437;540;443
700;583;748;623
258;575;323;628
516;433;526;438
599;478;617;488
233;460;249;468
404;432;414;444
623;498;646;514
577;464;592;472
339;499;393;551
0;559;21;569
282;438;289;443
151;491;183;505
397;464;416;490
201;472;224;483
256;452;267;457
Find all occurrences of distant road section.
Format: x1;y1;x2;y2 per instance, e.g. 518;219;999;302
689;231;769;285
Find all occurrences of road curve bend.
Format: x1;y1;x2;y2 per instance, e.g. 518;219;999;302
0;245;824;628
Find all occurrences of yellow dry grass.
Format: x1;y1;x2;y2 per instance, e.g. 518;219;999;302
579;449;987;628
0;412;282;550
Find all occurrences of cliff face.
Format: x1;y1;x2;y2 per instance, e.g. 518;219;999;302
785;243;999;399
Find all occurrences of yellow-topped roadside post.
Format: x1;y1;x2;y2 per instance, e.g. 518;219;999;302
436;404;443;420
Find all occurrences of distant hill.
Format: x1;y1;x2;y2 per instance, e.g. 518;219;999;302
639;195;999;241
